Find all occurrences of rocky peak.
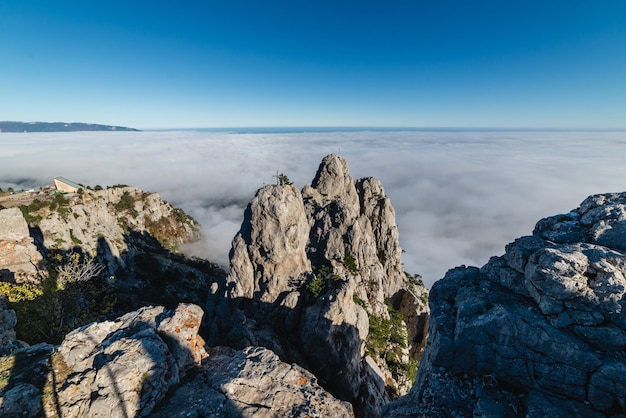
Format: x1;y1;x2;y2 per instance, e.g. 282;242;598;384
228;184;311;302
311;154;360;205
219;154;429;416
385;191;626;417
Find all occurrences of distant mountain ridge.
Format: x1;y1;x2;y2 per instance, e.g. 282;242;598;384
0;121;139;132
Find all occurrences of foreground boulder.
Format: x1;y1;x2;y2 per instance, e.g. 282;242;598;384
385;192;626;417
0;303;352;417
151;346;354;417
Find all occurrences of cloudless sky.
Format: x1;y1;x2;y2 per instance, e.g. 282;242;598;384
1;1;625;129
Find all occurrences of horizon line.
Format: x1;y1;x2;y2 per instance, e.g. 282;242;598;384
142;126;626;132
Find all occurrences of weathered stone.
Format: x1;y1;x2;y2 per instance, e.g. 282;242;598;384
0;207;44;283
151;346;354;417
0;383;41;417
55;304;205;417
228;184;311;302
386;191;626;417
216;154;429;416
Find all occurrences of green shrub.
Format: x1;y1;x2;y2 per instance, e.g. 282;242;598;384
343;252;358;275
353;295;367;308
306;275;326;298
366;302;416;389
0;282;44;303
69;229;82;245
115;191;134;211
19;205;42;224
2;254;116;345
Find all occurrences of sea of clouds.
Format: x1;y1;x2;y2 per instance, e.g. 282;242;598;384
2;129;626;288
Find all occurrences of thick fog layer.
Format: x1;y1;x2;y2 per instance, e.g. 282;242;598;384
2;130;626;287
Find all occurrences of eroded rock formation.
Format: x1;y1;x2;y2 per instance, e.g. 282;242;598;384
215;154;429;416
385;192;626;417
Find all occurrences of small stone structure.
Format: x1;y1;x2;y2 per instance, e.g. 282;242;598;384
54;176;81;193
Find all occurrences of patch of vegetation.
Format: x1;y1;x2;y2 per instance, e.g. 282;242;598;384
19;204;43;224
405;271;424;287
306;264;341;297
277;173;293;186
0;282;44;303
145;217;175;251
2;253;117;344
114;191;139;222
366;302;418;394
306;275;326;298
353;295;367;308
94;185;103;191
115;190;134;211
69;229;82;245
343;251;358;275
172;207;196;226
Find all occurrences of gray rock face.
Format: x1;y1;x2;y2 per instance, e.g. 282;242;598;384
221;155;429;416
152;346;354;417
36;186;199;256
55;303;206;417
229;184;311;302
385;191;626;417
0;304;352;418
0;207;44;283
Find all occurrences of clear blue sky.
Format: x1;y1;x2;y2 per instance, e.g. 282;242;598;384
1;1;625;129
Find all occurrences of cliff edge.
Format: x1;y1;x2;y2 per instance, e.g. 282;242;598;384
386;192;626;417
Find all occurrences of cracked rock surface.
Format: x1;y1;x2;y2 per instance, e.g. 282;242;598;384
385;192;626;417
152;346;354;417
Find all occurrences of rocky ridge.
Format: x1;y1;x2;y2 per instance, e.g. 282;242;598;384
213;155;429;416
385;191;626;417
0;187;224;345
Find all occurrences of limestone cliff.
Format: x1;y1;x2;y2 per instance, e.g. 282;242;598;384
1;186;225;345
29;186;199;256
217;155;429;416
385;191;626;417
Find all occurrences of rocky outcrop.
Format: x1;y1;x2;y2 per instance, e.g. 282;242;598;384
0;304;352;418
0;207;44;283
2;187;224;330
385;191;626;417
34;186;199;256
151;346;354;417
217;155;429;416
228;184;311;302
52;303;206;417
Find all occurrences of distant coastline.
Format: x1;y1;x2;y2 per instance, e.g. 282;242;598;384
0;121;140;132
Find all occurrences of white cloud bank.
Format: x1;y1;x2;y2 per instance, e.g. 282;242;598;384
2;130;626;288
